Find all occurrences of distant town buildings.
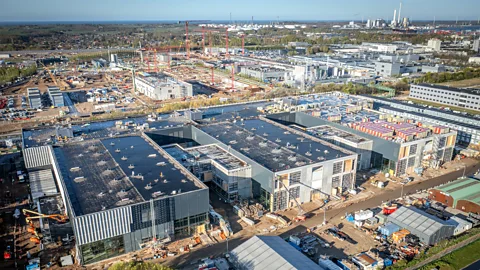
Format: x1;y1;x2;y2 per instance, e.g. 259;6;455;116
427;39;442;52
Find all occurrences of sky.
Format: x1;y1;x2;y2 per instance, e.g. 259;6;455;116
1;0;479;22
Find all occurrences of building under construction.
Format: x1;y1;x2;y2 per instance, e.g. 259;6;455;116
23;133;209;265
134;73;193;100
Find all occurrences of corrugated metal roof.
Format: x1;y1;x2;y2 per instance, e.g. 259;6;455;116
435;177;480;206
387;206;452;237
29;169;58;199
230;236;323;270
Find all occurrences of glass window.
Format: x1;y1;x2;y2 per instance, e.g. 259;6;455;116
289;171;301;185
81;235;125;265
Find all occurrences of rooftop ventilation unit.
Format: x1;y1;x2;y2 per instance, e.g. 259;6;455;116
70;167;81;172
152;191;164;198
272;147;282;154
74;176;86;183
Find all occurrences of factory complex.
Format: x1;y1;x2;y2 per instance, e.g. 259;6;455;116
18;91;475;266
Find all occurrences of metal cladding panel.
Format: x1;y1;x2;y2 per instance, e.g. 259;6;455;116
74;206;132;245
23;146;52;169
174;188;209;220
29;169;58;196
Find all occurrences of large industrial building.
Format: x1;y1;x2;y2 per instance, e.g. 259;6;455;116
367;95;480;149
265;94;456;177
428;177;480;214
387;206;455;245
134;73;193;100
410;84;480;112
22;131;209;265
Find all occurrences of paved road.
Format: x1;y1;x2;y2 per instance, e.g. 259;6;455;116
165;162;480;269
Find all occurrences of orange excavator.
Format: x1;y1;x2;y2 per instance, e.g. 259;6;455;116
22;209;68;223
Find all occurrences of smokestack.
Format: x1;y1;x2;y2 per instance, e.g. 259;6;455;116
393;9;397;25
398;2;402;24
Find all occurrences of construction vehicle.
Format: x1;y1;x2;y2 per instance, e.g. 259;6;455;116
22;209;68;223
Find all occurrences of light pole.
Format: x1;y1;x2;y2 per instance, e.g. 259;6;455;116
401;182;405;198
462;165;466;178
226;237;229;254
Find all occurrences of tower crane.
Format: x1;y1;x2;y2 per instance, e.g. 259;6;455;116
178;20;210;59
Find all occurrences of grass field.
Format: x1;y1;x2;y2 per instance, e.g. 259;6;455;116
439;77;480;88
419;240;480;270
408;98;480;115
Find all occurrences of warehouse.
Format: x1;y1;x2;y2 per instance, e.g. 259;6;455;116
230;236;322;270
428;177;480;214
27;87;42;109
387;206;455;245
48;86;65;107
196;117;358;211
134;73;193;100
24;133;209;265
147;115;358;212
268;110;456;177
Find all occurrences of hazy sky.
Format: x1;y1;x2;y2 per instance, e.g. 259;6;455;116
1;0;479;22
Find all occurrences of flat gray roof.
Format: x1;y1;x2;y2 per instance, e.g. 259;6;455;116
199;118;351;172
387;206;453;237
54;135;204;216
